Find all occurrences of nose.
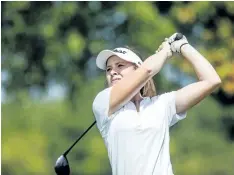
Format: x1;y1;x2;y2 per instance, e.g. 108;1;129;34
110;69;118;76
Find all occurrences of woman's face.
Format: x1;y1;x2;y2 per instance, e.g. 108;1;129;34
106;55;136;87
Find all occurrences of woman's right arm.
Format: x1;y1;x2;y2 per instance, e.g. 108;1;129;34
108;42;172;116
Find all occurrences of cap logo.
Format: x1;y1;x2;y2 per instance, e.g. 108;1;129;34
113;49;127;54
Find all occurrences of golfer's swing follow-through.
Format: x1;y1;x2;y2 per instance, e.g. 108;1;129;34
54;33;221;175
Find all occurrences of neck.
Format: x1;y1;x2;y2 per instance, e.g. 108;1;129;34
131;92;143;112
131;92;143;104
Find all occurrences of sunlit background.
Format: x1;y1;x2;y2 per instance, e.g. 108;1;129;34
1;1;234;175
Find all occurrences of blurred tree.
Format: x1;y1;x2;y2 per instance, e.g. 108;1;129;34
1;1;234;103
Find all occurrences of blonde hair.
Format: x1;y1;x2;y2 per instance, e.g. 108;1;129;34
140;78;156;97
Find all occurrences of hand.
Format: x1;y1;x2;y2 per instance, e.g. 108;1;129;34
155;39;172;59
168;33;189;53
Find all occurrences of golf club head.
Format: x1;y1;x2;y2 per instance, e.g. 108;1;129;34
54;155;70;175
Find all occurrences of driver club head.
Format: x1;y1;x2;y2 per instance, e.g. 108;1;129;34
54;155;70;175
54;121;96;175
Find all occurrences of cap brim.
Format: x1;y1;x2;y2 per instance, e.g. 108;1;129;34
96;50;119;70
96;48;143;70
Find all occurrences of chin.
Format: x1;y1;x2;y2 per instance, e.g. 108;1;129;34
108;82;113;87
108;82;116;87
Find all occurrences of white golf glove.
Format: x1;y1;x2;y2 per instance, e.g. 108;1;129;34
168;33;189;53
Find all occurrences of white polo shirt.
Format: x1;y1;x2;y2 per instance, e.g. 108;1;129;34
92;87;186;175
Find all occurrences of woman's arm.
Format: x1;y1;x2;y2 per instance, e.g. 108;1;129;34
109;42;172;116
175;44;222;114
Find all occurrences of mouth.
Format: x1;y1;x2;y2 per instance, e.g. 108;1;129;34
111;78;121;84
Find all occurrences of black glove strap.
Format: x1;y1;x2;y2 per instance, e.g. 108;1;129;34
180;43;189;53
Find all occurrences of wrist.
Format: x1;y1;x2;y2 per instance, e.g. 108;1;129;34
181;44;198;60
160;48;172;59
180;43;190;53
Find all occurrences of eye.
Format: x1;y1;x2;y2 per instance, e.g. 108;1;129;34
106;68;111;72
118;64;124;68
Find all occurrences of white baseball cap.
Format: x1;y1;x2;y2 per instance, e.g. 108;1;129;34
96;47;143;70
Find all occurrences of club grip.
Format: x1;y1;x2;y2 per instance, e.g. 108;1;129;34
175;33;183;41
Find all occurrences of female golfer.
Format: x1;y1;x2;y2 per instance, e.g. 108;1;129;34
92;33;221;175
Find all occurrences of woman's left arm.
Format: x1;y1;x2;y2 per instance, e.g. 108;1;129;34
175;44;222;114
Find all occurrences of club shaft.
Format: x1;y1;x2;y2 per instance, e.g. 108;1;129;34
63;121;96;156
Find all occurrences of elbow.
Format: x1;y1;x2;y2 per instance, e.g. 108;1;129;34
209;77;222;89
214;76;222;86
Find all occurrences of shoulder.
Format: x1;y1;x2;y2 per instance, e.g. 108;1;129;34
92;87;112;112
93;87;112;104
151;91;176;104
92;88;113;131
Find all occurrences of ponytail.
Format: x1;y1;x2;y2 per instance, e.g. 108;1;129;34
140;78;157;97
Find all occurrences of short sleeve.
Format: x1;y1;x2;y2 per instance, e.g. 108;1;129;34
160;91;187;127
92;87;112;131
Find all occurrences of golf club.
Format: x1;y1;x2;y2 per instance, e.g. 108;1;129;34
54;121;96;175
174;33;183;41
53;32;183;175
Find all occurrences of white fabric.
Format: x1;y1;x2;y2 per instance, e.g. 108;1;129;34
92;88;187;175
96;47;143;70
